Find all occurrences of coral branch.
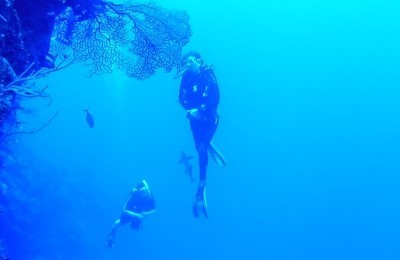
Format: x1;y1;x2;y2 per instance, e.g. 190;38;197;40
5;111;59;137
0;14;6;23
50;1;191;79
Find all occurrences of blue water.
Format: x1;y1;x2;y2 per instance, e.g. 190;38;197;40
2;0;400;259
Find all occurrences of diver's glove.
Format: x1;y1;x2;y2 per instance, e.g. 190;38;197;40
186;108;200;119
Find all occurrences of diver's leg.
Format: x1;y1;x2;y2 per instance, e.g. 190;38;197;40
198;143;208;185
190;118;208;185
190;119;210;218
109;219;121;237
207;115;219;142
197;115;219;182
123;210;143;230
106;219;121;247
193;135;209;218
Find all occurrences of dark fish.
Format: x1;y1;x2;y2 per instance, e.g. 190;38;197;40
83;108;94;128
178;150;194;182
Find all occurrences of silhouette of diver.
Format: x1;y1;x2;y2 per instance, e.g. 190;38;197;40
106;180;155;248
177;51;226;218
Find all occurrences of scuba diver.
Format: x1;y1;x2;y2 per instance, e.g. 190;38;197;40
177;51;226;218
106;180;156;248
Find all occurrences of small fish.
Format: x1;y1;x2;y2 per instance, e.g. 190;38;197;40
178;150;194;182
83;108;94;128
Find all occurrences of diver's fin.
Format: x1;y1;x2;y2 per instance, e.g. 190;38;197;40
193;188;208;218
208;142;227;167
202;189;208;218
106;235;115;248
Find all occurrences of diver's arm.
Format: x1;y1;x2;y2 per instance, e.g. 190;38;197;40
201;71;220;112
140;209;156;216
124;207;155;219
181;79;200;118
122;189;137;210
123;195;155;219
179;76;192;110
123;210;144;220
140;196;156;216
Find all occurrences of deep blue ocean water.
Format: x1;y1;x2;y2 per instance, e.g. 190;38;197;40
2;0;400;259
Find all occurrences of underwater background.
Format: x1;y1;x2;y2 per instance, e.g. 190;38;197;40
1;0;400;259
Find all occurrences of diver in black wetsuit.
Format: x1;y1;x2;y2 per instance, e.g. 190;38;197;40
178;51;225;218
106;180;155;247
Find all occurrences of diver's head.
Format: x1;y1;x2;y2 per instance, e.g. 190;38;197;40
135;180;151;197
183;51;203;73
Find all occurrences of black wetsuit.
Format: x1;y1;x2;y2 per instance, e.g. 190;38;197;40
179;66;220;183
121;190;156;229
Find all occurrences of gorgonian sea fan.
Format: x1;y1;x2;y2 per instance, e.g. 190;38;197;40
51;1;192;79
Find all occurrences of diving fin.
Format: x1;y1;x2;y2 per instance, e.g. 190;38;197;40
208;142;227;167
193;187;208;218
106;235;115;248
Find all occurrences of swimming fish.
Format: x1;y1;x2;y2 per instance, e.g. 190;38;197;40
83;108;94;128
178;150;194;182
